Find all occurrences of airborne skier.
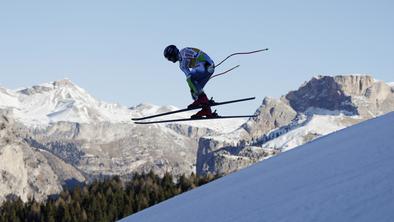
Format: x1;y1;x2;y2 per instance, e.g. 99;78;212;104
163;45;217;118
132;46;267;124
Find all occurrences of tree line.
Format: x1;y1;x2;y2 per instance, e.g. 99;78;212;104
0;172;218;222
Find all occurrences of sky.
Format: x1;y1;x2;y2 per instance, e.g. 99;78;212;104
0;0;393;115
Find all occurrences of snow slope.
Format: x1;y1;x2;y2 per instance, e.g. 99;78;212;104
121;111;394;222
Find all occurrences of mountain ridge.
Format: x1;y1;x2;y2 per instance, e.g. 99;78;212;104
1;74;393;203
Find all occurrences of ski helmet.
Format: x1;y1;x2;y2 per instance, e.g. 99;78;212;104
164;45;179;62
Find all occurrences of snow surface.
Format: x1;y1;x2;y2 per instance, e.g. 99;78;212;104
120;112;394;222
262;114;350;151
0;87;20;108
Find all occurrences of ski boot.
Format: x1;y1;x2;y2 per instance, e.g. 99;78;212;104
188;92;210;109
191;107;219;119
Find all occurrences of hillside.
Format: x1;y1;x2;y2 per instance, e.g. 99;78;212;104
121;111;394;222
197;75;394;175
1;75;393;203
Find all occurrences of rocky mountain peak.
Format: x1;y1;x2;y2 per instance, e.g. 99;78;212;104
285;75;358;114
333;75;375;96
17;79;80;96
242;96;297;139
283;74;394;116
52;79;75;87
17;85;52;96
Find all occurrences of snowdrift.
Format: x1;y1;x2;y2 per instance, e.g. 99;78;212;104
120;111;394;222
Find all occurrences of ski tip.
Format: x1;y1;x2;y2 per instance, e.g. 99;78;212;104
134;121;148;125
131;118;144;121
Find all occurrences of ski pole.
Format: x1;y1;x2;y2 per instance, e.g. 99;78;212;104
215;48;269;68
210;65;240;80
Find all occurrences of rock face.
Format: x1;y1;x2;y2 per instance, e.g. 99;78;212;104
285;76;358;114
195;97;295;175
243;97;298;139
0;111;85;204
197;75;394;176
337;76;394;117
25;122;201;178
285;75;394;117
196;141;278;176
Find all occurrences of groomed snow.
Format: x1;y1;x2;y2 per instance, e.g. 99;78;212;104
121;111;394;222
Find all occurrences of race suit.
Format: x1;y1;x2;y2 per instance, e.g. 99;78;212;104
179;47;215;99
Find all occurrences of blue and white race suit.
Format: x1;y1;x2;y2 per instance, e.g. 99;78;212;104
178;47;215;99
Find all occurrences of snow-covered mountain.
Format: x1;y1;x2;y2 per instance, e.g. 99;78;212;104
1;75;393;203
0;79;246;202
121;111;394;222
197;75;394;175
1;79;131;125
0;79;245;131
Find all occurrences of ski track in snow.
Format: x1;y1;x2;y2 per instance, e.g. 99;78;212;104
121;112;394;222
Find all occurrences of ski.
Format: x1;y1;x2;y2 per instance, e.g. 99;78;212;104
134;115;257;125
132;97;255;121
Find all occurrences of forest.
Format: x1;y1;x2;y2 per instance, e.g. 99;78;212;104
0;172;218;222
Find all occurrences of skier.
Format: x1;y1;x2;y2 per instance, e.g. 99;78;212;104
163;45;217;118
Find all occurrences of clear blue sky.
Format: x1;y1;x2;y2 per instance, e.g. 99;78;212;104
1;0;393;115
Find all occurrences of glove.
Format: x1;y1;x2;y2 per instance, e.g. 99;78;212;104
207;64;215;74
